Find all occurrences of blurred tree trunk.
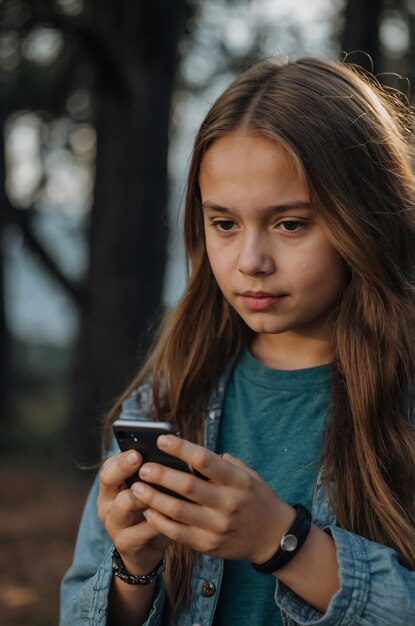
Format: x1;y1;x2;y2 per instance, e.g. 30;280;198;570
70;0;191;464
341;0;384;74
0;119;11;435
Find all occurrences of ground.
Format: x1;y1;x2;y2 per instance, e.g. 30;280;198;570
0;462;90;626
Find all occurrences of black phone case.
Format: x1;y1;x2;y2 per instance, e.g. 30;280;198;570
113;421;203;500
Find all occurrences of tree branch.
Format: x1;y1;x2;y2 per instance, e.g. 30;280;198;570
2;202;84;308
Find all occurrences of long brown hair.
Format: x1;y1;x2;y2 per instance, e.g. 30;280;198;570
104;57;415;617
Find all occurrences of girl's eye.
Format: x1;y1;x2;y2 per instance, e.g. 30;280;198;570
213;220;237;232
279;220;303;232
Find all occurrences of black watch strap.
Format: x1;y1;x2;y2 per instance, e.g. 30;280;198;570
252;503;312;574
112;548;166;585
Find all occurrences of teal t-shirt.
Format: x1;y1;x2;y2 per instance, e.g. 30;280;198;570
213;349;331;626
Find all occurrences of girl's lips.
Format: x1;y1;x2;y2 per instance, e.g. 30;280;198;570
240;293;284;311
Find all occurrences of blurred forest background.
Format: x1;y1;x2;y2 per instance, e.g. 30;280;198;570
0;0;413;624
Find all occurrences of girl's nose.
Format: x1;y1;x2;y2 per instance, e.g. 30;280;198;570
237;234;275;276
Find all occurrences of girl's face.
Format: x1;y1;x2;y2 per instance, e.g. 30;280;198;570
199;130;346;364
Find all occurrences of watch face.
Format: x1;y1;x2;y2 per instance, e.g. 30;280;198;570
281;533;298;552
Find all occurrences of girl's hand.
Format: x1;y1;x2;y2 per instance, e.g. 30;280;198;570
131;436;295;564
97;450;170;575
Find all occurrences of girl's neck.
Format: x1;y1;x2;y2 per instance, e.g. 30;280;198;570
250;332;334;371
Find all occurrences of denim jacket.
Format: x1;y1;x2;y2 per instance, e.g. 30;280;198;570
60;372;415;626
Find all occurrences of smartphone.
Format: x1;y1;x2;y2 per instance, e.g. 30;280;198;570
113;418;206;499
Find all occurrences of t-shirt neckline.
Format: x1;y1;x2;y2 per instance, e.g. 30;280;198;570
236;347;332;390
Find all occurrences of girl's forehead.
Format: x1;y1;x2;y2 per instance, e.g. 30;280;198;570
201;131;302;176
198;132;311;216
199;131;307;198
203;130;286;157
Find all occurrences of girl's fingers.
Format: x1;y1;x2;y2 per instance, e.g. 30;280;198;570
105;492;171;565
99;450;142;500
142;508;205;550
222;452;259;478
107;486;148;530
137;462;225;507
107;505;162;548
156;435;247;487
114;521;170;558
131;481;216;530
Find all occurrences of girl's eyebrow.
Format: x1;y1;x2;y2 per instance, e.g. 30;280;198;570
201;200;311;214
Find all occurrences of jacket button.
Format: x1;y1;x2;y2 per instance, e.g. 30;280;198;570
201;580;216;597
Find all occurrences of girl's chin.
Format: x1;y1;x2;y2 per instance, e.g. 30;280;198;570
240;318;290;335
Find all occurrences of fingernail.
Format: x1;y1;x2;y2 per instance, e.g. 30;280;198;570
158;435;170;448
127;451;139;464
140;465;150;478
132;482;144;494
142;509;150;520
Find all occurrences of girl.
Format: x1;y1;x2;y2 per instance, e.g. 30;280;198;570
60;57;415;626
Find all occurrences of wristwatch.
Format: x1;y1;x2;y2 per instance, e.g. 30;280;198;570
252;503;312;574
112;548;166;585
